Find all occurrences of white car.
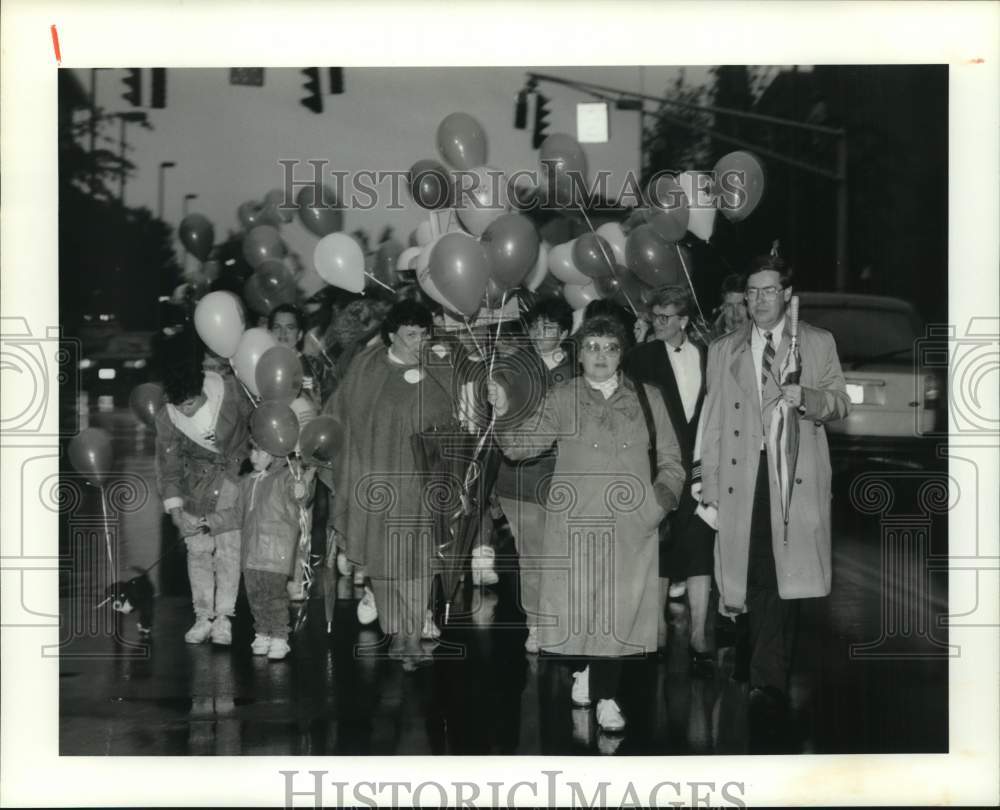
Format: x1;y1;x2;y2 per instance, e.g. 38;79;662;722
797;292;945;468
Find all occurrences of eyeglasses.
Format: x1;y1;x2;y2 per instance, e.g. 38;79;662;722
582;341;622;356
651;312;682;325
745;286;783;301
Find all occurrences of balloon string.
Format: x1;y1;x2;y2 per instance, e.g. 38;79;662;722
307;331;336;371
676;244;708;341
364;272;394;293
576;202;638;316
231;361;259;407
99;485;116;583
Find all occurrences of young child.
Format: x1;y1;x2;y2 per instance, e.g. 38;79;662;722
201;441;314;660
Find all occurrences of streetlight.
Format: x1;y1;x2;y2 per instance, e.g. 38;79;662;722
117;112;148;203
157;160;177;221
182;193;198;220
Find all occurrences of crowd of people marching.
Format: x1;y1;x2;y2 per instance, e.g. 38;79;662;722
153;250;850;737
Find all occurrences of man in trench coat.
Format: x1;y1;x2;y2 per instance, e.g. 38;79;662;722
700;256;850;706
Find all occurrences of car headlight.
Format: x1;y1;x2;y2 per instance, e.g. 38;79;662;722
123;359;147;370
79;358;95;371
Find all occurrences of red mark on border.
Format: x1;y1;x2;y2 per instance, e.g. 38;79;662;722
51;25;62;65
968;58;984;64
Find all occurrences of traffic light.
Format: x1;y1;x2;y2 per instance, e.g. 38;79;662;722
301;67;323;113
532;93;551;149
514;90;528;130
122;68;142;107
328;67;344;95
151;68;167;109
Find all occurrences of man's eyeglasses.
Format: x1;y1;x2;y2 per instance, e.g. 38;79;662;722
582;341;622;356
745;286;782;302
651;312;682;325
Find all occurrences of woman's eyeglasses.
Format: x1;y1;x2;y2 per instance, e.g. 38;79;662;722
582;341;622;356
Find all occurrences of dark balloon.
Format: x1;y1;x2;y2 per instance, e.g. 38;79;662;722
129;383;164;429
408;159;453;210
179;214;215;262
299;415;344;469
428;233;491;317
255;345;304;404
436;112;488;170
714;150;766;222
295;184;343;237
572;232;616;279
250;402;300;457
481;213;539;289
243;225;286;269
625;224;682;288
373;238;405;287
68;427;113;485
238;200;264;230
645;174;690;242
539;133;588;204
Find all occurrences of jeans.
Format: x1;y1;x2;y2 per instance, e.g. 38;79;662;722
244;569;290;639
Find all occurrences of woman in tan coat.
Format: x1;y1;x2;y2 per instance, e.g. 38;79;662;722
488;315;685;733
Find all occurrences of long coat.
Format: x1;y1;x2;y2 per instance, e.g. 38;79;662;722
700;320;850;610
497;375;686;657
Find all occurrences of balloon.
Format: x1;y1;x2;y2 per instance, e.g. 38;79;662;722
296;184;343;237
373;238;404;287
455;166;509;237
256;259;297;295
563;281;602;311
547;240;591;286
539;133;588;203
261;188;295;225
231;327;278;397
436;112;488;170
250;402;300;457
592;274;620;298
595;222;627;266
428;232;491;317
194;290;245;358
612;271;653;314
313;232;365;293
714;151;766;222
255;345;304;404
243;275;274;317
237;200;264;230
299;415;344;469
179;214;214;262
645;174;690;242
678;171;717;242
572;232;616;279
202;259;221;284
68;427;113;485
129;383;164;429
397;246;422;272
481;213;539;289
626;224;683;288
408;159;453;210
243;225;286;269
525;241;549;291
415;221;434;247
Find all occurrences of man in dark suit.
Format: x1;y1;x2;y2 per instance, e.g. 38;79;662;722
624;286;713;671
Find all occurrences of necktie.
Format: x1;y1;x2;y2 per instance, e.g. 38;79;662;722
761;331;775;398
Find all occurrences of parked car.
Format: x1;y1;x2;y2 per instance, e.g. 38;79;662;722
78;331;155;405
797;292;946;468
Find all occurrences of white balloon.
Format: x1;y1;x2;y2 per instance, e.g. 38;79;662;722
231;327;278;397
454;166;509;237
525;241;550;292
595;222;627;266
396;246;422;272
547;240;590;286
313;232;365;293
678;171;717;243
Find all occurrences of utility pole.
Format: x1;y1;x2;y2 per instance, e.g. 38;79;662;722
89;69;98;196
117;112;148;204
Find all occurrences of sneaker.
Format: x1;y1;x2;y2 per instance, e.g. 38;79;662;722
524;625;540;655
210;615;232;646
571;666;591;707
668;581;687;599
184;617;214;645
336;551;352;577
356;586;378;625
267;637;291;660
471;545;499;586
597;732;624;755
421;611;441;640
251;633;272;655
353;566;367;587
596;698;626;732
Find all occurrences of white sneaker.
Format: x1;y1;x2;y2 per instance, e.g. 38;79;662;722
668;581;687;599
251;633;271;655
596;698;626;732
471;545;499;586
267;637;291;660
571;666;591;707
210;615;232;646
524;625;539;654
353;566;367;587
356;586;378;625
184;617;213;645
421;610;441;640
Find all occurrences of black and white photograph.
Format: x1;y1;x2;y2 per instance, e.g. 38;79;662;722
2;2;998;807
